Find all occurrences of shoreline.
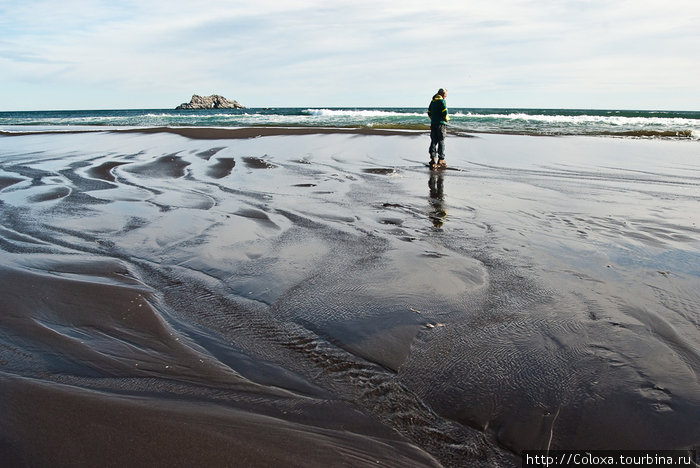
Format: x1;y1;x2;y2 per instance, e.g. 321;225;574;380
0;126;429;139
1;125;695;140
120;125;430;139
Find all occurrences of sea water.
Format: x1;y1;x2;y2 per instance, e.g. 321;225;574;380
1;107;699;139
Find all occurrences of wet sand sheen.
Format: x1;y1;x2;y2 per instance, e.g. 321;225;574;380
0;129;698;466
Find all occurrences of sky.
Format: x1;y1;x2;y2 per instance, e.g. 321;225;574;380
1;0;699;111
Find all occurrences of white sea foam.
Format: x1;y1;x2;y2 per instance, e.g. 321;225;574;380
146;113;238;119
303;109;423;118
455;112;699;128
448;111;700;138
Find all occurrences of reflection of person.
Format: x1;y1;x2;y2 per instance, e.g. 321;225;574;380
427;88;449;168
428;172;447;228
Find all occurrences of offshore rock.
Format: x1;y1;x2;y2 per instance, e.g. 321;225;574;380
176;94;244;110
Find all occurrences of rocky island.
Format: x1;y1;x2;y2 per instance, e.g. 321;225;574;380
176;94;244;110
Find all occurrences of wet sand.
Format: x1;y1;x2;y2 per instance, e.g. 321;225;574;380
1;128;698;466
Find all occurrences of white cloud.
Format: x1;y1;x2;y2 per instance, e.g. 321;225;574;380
1;0;699;109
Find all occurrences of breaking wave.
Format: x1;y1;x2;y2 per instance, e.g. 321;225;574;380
1;107;698;139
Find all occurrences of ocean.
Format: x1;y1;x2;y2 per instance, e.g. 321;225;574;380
1;107;699;139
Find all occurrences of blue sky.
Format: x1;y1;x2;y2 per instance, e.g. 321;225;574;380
1;0;699;110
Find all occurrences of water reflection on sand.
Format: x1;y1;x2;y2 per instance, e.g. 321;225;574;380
1;129;698;466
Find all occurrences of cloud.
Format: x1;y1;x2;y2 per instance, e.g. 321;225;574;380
1;0;699;109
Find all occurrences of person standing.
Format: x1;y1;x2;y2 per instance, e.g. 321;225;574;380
427;88;449;167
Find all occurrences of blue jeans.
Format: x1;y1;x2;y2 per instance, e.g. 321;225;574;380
429;124;446;161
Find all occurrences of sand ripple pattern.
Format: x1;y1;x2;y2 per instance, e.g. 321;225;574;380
1;130;699;466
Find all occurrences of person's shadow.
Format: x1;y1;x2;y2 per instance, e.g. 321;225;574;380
428;171;447;228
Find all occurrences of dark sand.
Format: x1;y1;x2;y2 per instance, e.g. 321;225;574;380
0;128;698;466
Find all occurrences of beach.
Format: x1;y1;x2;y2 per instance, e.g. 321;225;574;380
1;128;698;466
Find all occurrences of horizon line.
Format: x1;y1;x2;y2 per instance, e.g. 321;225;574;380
2;106;699;113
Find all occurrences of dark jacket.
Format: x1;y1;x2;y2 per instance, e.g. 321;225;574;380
428;94;449;125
